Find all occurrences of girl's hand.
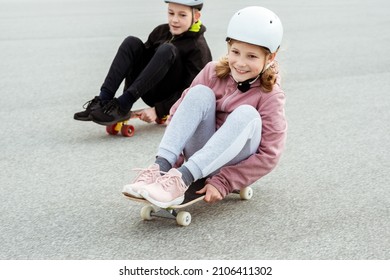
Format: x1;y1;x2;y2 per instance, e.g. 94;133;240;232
196;183;223;203
139;107;157;123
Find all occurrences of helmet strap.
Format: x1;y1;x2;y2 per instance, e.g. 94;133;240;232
236;75;260;93
261;61;274;74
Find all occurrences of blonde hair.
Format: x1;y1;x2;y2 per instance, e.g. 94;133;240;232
215;44;280;92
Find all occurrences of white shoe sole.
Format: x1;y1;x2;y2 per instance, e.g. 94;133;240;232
139;190;184;208
122;185;143;198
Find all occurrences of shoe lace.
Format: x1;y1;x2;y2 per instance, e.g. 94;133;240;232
82;97;98;109
103;100;117;114
132;168;161;183
155;173;185;191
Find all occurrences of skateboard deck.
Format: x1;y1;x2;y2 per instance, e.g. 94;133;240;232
123;194;205;209
106;108;168;137
123;178;253;226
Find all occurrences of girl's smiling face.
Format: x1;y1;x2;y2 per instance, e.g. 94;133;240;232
228;40;272;82
167;3;199;35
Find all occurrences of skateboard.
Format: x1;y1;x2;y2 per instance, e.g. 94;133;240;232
123;178;253;226
106;109;168;137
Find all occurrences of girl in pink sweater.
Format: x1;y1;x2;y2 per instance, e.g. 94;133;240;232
123;6;287;208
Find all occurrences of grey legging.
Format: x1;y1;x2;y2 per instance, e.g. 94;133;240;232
157;84;262;181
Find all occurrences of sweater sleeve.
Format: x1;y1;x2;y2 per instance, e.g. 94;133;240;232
206;91;287;198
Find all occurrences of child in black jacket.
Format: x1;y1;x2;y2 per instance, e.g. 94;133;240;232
74;0;212;125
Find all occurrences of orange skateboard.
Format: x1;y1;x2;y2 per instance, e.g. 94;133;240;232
106;109;168;137
123;178;253;226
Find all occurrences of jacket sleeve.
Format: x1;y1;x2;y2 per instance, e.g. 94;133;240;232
206;91;287;198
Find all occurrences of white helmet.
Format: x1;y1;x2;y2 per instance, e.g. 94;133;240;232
226;6;283;53
164;0;203;10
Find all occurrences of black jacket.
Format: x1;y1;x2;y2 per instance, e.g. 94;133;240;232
144;23;212;117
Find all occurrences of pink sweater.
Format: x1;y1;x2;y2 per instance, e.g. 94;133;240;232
170;61;287;197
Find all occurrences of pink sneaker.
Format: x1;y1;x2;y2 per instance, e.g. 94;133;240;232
122;164;161;198
139;169;187;208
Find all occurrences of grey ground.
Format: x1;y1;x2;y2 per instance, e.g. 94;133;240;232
0;0;389;260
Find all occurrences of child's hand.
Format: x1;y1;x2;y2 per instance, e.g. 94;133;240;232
196;183;223;203
139;107;157;123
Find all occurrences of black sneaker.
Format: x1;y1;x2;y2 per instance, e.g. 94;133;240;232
74;96;102;121
90;98;131;126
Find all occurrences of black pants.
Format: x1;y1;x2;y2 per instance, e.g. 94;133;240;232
100;36;184;115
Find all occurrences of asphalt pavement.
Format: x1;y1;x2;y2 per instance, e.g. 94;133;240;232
0;0;389;260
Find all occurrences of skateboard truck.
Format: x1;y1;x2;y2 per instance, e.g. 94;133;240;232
106;120;135;137
106;109;168;137
140;205;194;226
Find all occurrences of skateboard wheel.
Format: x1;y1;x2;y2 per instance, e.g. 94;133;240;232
176;211;191;226
106;124;119;135
140;205;155;220
240;187;253;200
155;115;168;124
121;124;135;137
155;118;165;125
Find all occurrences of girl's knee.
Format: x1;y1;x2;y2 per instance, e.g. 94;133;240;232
229;105;262;129
233;105;260;119
185;85;215;103
181;86;216;117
